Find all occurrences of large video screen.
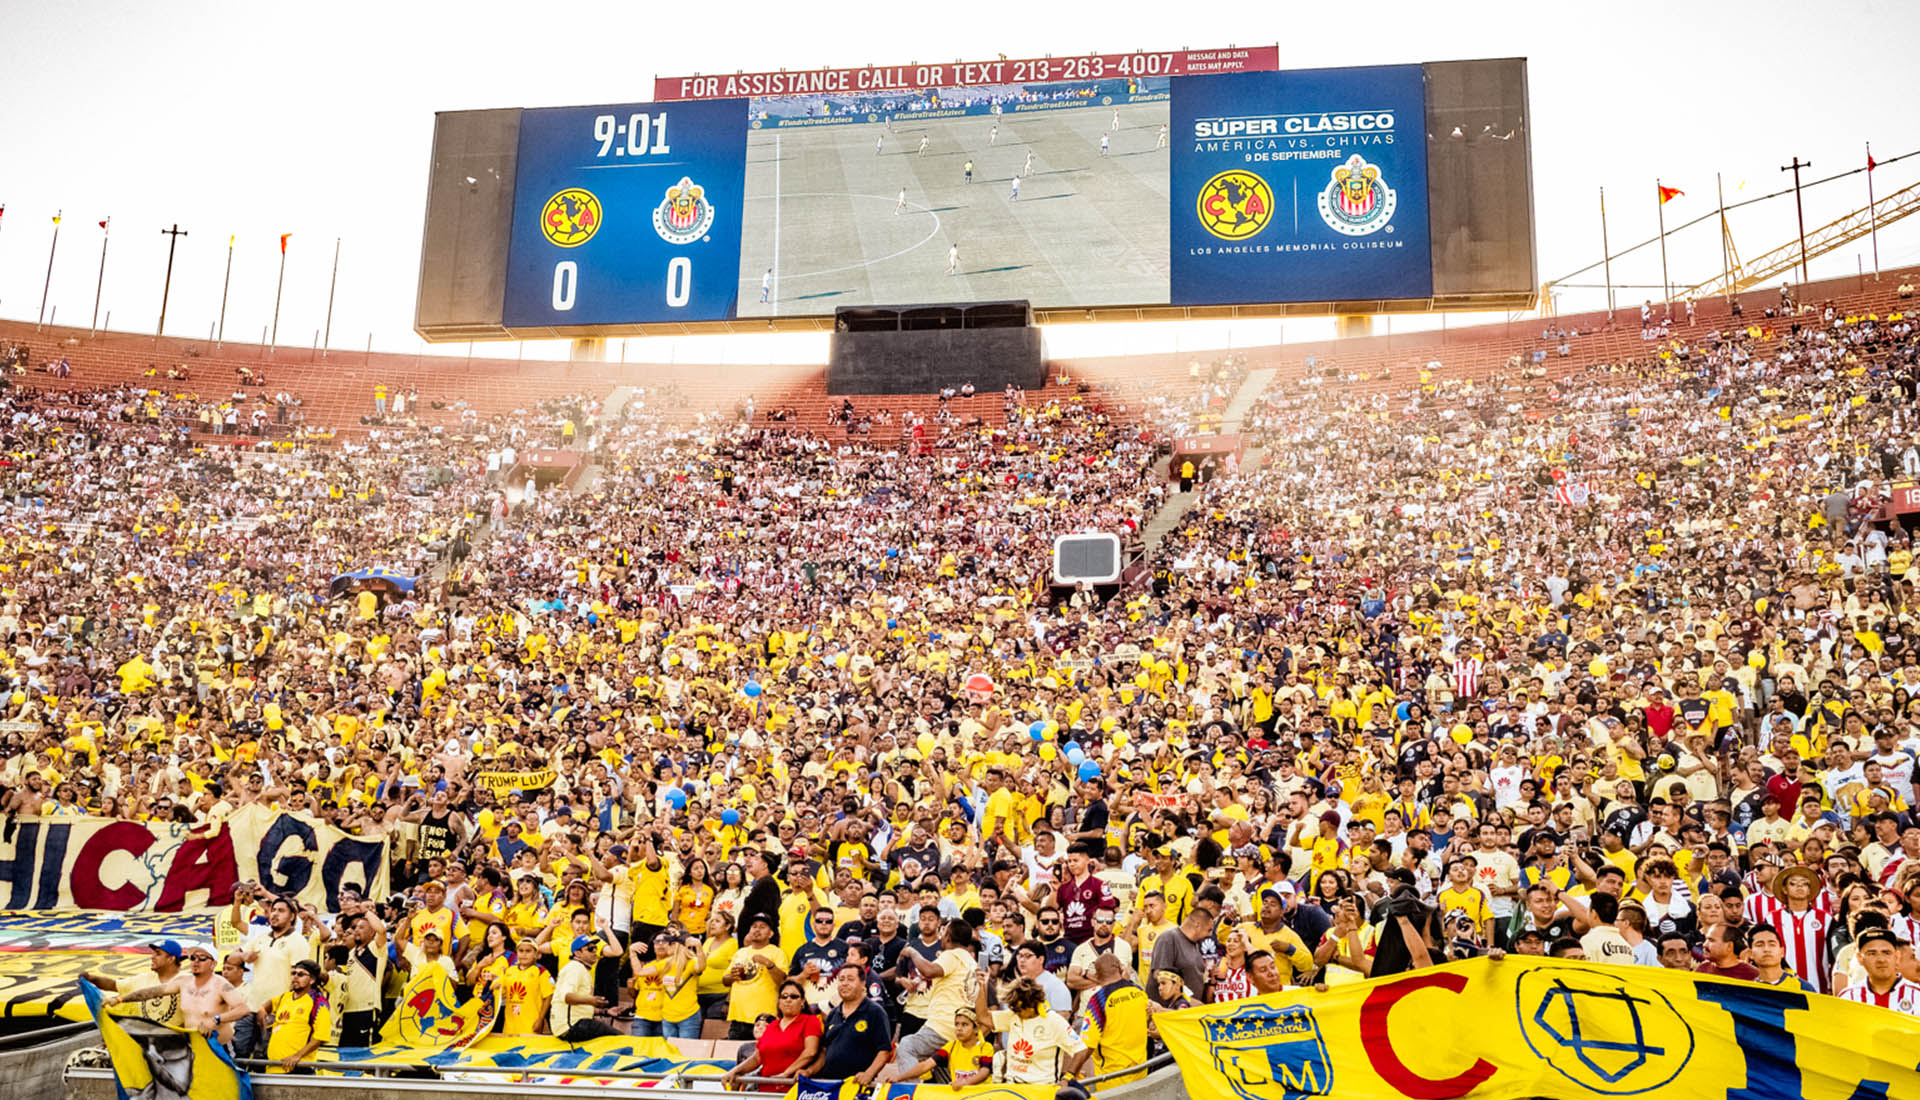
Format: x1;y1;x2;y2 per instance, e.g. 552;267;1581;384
416;53;1535;340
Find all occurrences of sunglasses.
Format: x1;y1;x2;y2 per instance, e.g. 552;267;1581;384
187;954;215;962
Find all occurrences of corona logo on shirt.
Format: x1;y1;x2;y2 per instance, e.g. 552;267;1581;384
653;176;715;245
1200;1004;1333;1099
1196;170;1273;242
1317;154;1396;237
540;189;602;248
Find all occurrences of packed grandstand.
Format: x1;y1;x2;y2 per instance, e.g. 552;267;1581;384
5;266;1920;1086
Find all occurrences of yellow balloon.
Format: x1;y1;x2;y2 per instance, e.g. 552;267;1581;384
1113;729;1129;746
917;732;936;755
1040;744;1058;761
1043;723;1057;741
1134;672;1151;689
1119;690;1135;704
833;654;848;668
1099;717;1116;732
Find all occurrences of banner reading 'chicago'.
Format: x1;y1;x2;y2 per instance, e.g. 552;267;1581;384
0;805;388;914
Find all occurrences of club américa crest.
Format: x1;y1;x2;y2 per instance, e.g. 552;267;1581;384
1317;154;1396;237
653;176;715;245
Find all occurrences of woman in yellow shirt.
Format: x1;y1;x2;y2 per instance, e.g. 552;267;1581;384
676;859;716;930
505;875;549;942
631;928;707;1038
695;911;740;1020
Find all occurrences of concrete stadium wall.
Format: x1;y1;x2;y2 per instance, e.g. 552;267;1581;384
0;1023;93;1100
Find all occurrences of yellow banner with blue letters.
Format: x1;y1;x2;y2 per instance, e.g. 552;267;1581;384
1156;958;1920;1100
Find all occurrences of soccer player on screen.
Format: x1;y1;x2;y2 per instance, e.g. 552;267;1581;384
896;188;908;215
1022;150;1033;177
947;244;958;275
760;269;772;303
989;124;998;146
875;134;884;156
963;160;974;184
1099;133;1110;157
917;135;929;156
1008;175;1020;202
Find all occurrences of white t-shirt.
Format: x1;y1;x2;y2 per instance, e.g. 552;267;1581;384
241;928;310;1009
992;1010;1087;1083
549;959;596;1034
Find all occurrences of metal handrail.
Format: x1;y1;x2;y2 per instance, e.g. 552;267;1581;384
218;1052;1180;1089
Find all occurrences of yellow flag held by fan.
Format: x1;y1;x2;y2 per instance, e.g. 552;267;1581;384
80;978;251;1100
379;964;492;1051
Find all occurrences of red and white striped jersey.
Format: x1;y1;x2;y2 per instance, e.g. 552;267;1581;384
1767;906;1834;995
1452;656;1483;698
1889;914;1920;947
1837;978;1920;1017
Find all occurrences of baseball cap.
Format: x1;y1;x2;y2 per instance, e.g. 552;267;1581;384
572;935;600;954
1855;927;1902;951
151;939;183;959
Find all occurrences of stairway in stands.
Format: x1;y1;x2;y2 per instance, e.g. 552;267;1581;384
1138;366;1276;552
571;385;634;496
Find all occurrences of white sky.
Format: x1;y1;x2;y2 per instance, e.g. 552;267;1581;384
1;0;1915;364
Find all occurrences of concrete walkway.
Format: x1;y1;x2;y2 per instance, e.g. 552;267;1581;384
1139;367;1277;552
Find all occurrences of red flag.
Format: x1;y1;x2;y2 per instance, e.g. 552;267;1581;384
98;218;109;230
1657;185;1684;204
1868;153;1877;172
280;233;291;254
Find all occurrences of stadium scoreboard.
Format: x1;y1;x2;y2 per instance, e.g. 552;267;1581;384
415;51;1534;341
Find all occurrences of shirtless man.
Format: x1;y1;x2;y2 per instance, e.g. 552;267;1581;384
100;940;245;1041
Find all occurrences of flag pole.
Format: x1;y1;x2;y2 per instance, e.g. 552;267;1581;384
1598;188;1614;319
91;219;110;335
38;211;61;328
218;236;234;347
156;224;188;339
270;237;288;353
322;237;340;357
1867;142;1880;277
1716;174;1733;304
1656;180;1671;305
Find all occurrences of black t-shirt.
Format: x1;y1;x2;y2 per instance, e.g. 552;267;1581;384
1035;936;1074;973
892;841;942;876
817;996;892;1078
1079;798;1110;839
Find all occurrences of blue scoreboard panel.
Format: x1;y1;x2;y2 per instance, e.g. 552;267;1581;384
1171;66;1432;305
502;98;749;326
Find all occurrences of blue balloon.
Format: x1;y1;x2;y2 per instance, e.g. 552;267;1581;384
887;548;899;558
1078;760;1102;781
664;787;688;809
744;681;763;697
1066;745;1086;766
887;619;897;629
721;809;740;826
1029;720;1046;741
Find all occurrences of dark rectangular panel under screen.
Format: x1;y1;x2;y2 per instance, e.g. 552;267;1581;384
415;109;522;341
1424;58;1536;303
1055;535;1119;583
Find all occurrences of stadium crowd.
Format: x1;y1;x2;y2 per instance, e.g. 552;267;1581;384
11;289;1920;1080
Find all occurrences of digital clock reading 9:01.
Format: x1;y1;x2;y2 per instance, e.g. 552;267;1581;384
502;98;748;326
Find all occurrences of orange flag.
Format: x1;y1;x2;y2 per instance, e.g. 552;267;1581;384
1657;184;1684;204
280;233;292;253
